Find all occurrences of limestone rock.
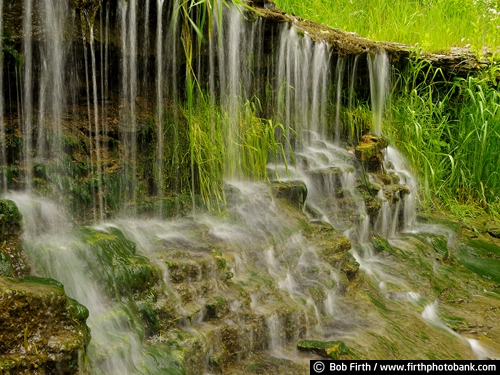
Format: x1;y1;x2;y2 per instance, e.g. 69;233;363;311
355;134;389;173
0;200;29;278
0;276;90;374
271;180;308;211
0;199;22;238
303;220;354;277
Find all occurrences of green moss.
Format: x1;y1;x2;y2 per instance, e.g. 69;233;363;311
308;285;326;302
0;251;13;277
0;275;90;372
18;275;65;290
69;297;90;321
456;240;500;284
297;340;351;359
431;236;449;260
138;302;161;334
0;199;22;238
206;296;227;319
78;227;162;298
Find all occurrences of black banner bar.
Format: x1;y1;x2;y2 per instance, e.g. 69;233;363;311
310;360;497;374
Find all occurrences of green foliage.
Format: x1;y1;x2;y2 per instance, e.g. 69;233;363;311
2;36;24;69
342;103;372;145
179;93;292;212
388;54;500;227
457;240;500;284
274;0;500;54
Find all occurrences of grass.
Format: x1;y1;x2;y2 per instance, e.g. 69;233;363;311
387;53;500;229
179;93;292;212
273;0;500;54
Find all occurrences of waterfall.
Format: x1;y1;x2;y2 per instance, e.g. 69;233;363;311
22;0;33;191
368;51;390;135
3;1;495;373
120;0;138;212
275;24;331;149
156;0;165;208
89;24;104;221
334;57;345;144
37;1;66;161
0;0;5;191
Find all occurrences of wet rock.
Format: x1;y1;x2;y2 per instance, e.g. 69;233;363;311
0;252;13;277
297;339;351;359
371;235;394;255
0;276;90;374
80;226;162;298
0;200;29;278
355;134;389;173
271;180;308;211
223;352;309;375
341;252;360;280
0;199;22;238
381;183;410;203
487;227;500;239
307;167;344;194
303;220;353;277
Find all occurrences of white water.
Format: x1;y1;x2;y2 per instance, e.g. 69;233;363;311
422;300;495;360
37;0;66;161
368;51;390;136
120;0;138;209
0;0;4;191
276;24;331;149
334;57;345;144
22;0;33;191
156;0;165;205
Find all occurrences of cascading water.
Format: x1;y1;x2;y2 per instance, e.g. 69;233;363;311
6;192;184;374
22;0;33;191
119;0;138;209
37;0;66;161
367;51;390;136
0;0;4;191
1;1;500;374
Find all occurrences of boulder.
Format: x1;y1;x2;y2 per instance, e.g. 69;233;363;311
0;200;29;278
355;134;389;173
271;180;308;211
0;276;90;374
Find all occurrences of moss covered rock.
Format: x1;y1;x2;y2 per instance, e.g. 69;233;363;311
297;339;351;359
355;134;389;173
0;199;30;278
271;180;308;211
303;220;352;268
0;199;22;238
0;276;90;374
79;226;162;298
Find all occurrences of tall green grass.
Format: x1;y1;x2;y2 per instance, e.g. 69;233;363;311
179;94;292;212
175;0;291;212
274;0;500;53
388;56;500;226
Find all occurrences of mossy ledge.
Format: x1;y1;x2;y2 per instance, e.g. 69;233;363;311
0;276;90;374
